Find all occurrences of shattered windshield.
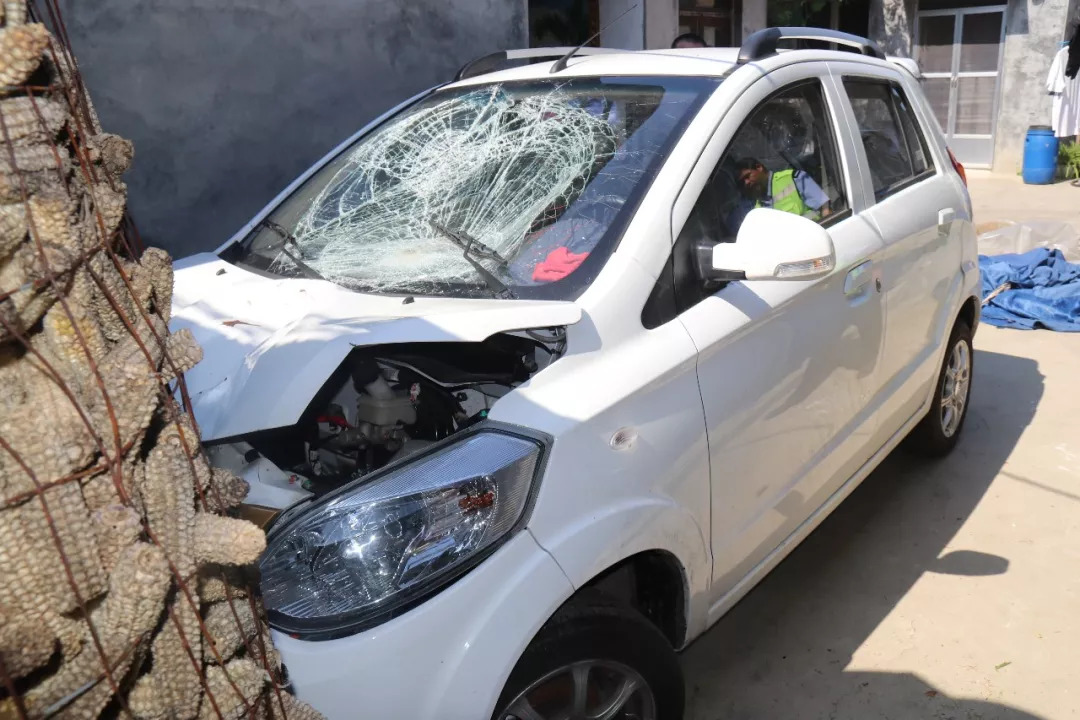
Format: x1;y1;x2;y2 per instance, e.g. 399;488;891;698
225;76;717;299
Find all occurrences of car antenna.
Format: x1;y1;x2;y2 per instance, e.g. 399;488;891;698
550;3;638;74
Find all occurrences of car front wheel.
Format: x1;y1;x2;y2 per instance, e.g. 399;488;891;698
494;591;683;720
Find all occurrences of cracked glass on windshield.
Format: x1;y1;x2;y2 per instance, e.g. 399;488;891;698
224;76;717;300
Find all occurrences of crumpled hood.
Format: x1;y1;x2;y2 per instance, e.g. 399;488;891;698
170;254;582;441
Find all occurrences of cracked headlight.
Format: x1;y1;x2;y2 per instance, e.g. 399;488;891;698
260;427;545;637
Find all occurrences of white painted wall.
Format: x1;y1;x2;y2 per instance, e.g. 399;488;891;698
742;0;768;42
645;0;680;48
600;0;646;49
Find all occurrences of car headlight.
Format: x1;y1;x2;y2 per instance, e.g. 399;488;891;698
260;426;546;638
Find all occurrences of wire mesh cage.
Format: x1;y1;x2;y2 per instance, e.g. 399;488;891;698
0;2;320;717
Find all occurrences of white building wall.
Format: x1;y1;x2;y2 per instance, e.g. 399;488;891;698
645;0;681;48
601;0;646;48
742;0;768;41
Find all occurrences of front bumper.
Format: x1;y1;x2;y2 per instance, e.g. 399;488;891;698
272;530;574;719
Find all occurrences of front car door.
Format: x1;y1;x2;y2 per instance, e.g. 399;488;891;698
667;64;889;621
829;64;967;448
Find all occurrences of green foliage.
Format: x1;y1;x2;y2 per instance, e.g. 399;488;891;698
767;0;838;28
1058;142;1080;180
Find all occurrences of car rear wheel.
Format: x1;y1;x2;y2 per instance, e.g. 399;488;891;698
909;318;973;457
494;591;683;720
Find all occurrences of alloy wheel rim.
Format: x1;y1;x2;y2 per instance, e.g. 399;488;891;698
940;339;971;438
499;659;657;720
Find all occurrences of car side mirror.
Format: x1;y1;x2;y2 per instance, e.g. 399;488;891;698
697;208;836;283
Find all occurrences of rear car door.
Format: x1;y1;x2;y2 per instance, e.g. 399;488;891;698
830;65;966;444
665;64;888;616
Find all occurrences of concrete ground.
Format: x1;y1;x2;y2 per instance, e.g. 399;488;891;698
682;326;1080;720
680;180;1080;720
967;171;1080;236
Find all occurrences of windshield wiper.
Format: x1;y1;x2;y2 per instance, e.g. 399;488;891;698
256;219;327;281
429;221;517;299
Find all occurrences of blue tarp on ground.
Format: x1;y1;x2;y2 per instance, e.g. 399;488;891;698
979;248;1080;331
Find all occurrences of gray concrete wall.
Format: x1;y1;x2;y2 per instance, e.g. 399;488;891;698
993;0;1072;172
58;0;527;259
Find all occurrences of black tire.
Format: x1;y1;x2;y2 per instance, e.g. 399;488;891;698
493;590;684;720
909;319;974;457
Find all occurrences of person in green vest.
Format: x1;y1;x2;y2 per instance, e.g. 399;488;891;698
728;157;832;232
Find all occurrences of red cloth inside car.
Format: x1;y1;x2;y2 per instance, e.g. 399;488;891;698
532;246;589;282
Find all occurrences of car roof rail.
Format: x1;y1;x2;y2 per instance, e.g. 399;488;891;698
454;47;620;81
737;27;885;64
887;55;922;79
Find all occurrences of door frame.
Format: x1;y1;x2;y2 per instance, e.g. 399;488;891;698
914;4;1007;169
663;62;888;621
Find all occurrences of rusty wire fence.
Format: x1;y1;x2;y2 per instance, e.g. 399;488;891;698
0;2;316;717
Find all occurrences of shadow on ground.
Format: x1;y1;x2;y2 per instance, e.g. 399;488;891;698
681;349;1045;719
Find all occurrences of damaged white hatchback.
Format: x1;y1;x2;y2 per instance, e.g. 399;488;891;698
172;28;980;720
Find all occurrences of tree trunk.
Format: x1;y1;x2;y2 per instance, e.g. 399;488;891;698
869;0;916;57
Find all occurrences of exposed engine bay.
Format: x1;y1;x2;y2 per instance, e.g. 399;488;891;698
205;329;564;504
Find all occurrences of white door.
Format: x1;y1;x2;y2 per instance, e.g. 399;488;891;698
832;66;966;444
666;66;888;618
916;6;1006;168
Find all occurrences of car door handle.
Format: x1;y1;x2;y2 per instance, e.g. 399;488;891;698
844;261;874;296
938;207;955;230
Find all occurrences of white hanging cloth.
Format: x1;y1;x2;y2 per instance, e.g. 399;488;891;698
1047;46;1080;138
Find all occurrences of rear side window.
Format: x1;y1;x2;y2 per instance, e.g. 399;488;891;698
843;79;934;200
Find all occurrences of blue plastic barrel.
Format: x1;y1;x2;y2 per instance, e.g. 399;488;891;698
1022;125;1058;184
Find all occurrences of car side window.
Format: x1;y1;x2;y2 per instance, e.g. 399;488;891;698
649;79;849;323
677;80;849;250
842;79;934;200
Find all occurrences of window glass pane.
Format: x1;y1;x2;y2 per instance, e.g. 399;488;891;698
671;80;847;313
843;79;917;198
230;76;717;300
679;0;735;46
959;12;1002;72
890;86;932;174
922;0;999;9
955;76;996;134
679;81;847;248
917;15;955;73
921;77;951;132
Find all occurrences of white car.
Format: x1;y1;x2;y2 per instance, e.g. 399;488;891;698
172;28;979;720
